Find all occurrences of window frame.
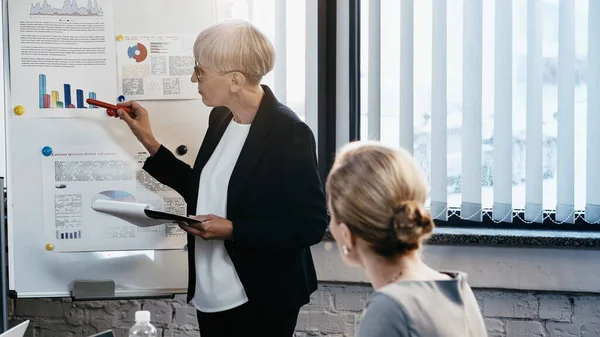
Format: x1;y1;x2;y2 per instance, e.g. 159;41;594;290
317;0;338;184
319;0;600;233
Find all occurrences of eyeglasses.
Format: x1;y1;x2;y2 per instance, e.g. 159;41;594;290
194;62;248;83
194;62;203;82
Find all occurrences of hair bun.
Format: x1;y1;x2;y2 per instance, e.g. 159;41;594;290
390;200;434;247
398;201;433;229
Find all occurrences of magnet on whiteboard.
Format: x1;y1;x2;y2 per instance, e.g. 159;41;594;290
42;146;53;156
106;109;115;117
116;34;124;41
45;243;54;251
13;105;24;116
118;95;126;102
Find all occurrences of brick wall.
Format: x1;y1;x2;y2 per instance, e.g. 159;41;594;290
8;284;600;337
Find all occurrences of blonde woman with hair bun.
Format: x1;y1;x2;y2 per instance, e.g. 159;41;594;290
326;141;487;337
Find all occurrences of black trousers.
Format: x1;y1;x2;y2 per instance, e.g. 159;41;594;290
196;301;300;337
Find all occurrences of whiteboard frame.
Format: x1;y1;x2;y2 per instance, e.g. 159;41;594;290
3;0;13;294
1;0;7;182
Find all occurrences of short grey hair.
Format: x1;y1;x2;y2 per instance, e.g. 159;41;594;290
193;20;275;84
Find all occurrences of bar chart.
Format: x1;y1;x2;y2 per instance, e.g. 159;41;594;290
38;74;98;109
56;230;82;240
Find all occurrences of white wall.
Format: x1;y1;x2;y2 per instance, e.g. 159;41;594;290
312;241;600;293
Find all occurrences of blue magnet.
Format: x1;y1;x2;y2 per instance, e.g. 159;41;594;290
183;244;188;251
118;95;126;102
42;146;53;156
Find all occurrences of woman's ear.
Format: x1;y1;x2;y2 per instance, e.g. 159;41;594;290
339;223;355;249
337;222;362;266
229;72;246;92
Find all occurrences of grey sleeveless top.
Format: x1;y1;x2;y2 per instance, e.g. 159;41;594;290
356;271;488;337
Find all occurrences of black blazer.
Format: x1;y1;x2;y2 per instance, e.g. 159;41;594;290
143;85;328;309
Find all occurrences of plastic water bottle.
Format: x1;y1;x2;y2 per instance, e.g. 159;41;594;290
128;310;157;337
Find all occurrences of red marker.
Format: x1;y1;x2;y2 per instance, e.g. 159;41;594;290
86;98;131;115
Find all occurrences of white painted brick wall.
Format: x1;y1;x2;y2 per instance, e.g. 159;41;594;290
539;296;572;322
8;284;600;337
505;320;545;337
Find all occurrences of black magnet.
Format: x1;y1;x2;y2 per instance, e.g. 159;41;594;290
176;145;188;155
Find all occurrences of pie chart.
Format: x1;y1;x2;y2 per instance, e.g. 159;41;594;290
91;190;136;204
127;43;148;63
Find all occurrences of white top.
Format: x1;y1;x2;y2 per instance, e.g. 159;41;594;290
192;119;250;312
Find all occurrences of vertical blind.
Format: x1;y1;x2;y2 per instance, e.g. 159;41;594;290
493;0;512;222
588;0;600;223
346;0;597;225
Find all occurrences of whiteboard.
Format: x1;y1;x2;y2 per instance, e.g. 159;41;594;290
0;0;6;180
5;0;217;298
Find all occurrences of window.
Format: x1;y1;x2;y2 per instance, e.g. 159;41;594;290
343;0;598;227
212;0;319;138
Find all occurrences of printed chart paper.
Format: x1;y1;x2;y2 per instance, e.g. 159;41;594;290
41;146;187;252
91;199;202;227
116;35;199;100
8;0;118;118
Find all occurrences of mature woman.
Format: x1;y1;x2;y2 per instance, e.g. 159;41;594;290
115;20;327;336
326;141;487;337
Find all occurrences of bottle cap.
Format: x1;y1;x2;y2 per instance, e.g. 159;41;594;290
135;310;151;323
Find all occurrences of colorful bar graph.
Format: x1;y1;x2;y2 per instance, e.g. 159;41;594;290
76;89;84;108
37;73;99;110
64;84;71;108
43;94;50;108
51;91;59;108
56;230;82;240
39;74;46;108
88;92;97;108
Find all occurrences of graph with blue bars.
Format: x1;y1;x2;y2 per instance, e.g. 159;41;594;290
38;74;98;109
56;230;82;240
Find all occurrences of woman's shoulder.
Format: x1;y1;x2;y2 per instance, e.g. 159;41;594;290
357;292;409;337
272;101;304;126
269;103;316;143
363;290;408;316
377;270;471;304
367;271;487;336
261;84;303;125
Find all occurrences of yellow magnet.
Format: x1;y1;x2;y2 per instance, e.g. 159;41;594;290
116;34;124;41
45;243;54;251
13;105;24;116
324;242;333;251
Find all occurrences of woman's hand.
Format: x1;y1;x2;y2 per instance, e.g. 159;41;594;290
115;101;161;156
177;214;233;240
